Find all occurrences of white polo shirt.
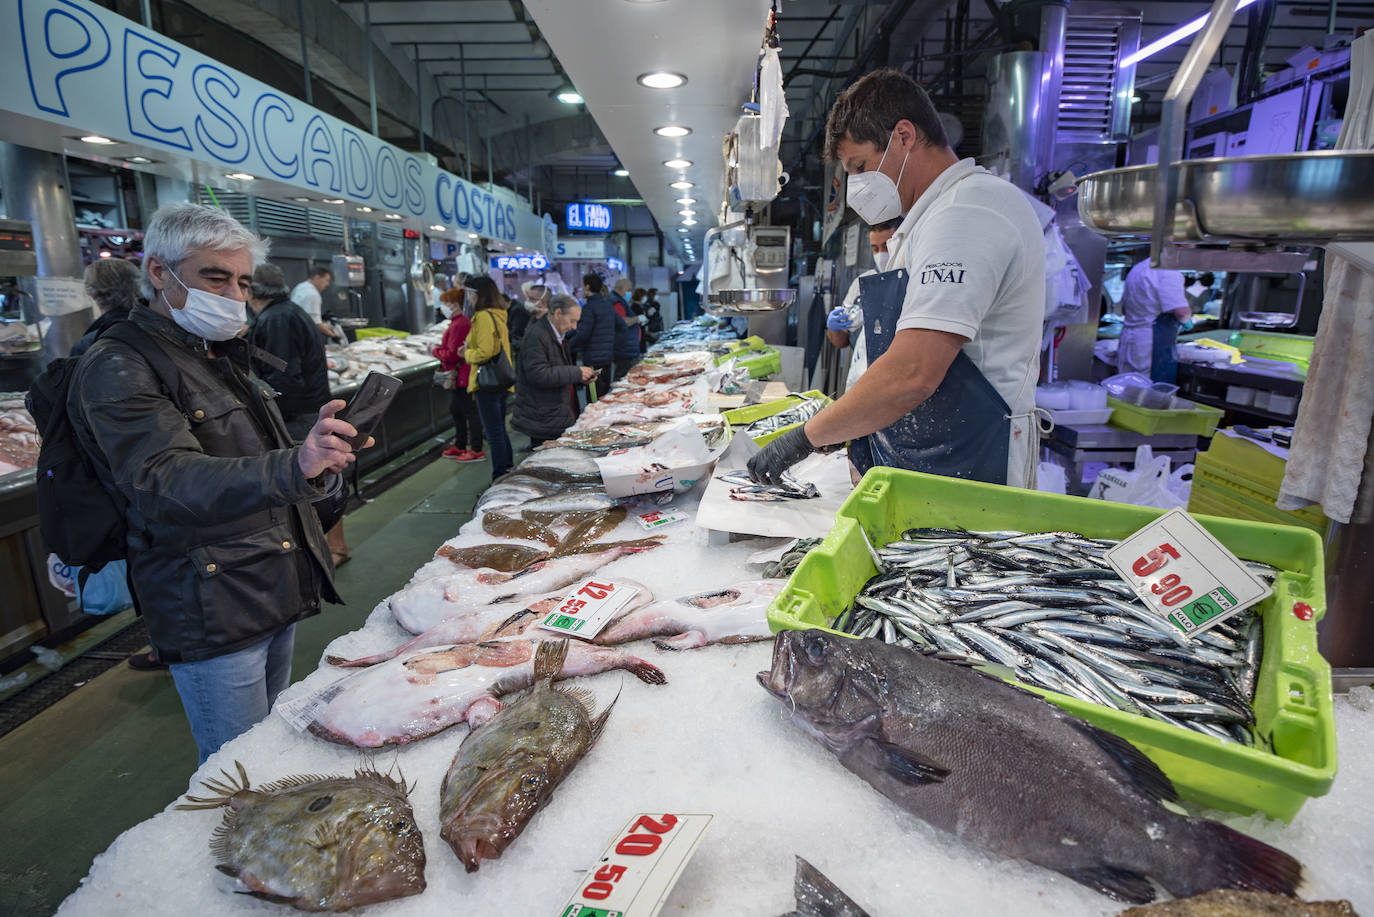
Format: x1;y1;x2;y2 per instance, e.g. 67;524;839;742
884;158;1046;486
290;280;323;323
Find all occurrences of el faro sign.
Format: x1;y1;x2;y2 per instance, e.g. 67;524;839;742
3;0;544;248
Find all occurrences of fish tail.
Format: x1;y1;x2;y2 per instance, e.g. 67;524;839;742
533;639;570;681
1166;818;1302;899
620;655;667;685
175;760;251;810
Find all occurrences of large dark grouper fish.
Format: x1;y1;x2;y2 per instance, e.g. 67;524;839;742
176;762;425;912
780;856;873;917
439;639;615;872
758;631;1302;905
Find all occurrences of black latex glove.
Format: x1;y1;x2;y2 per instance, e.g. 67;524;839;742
748;424;817;486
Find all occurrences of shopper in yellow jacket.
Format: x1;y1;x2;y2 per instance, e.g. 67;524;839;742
462;276;515;477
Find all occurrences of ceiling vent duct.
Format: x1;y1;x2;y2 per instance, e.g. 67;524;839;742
1056;4;1142;144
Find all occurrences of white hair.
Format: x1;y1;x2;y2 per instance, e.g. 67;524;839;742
140;202;269;299
613;277;633;294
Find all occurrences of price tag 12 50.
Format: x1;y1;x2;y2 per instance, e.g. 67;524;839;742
1106;509;1271;638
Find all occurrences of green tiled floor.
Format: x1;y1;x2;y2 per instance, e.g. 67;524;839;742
0;454;489;916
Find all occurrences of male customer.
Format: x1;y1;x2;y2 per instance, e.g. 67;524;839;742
69;203;366;764
513;294;597;449
248;263;331;439
291;265;340;341
610;277;642;380
72;258;142;357
567;273;625;398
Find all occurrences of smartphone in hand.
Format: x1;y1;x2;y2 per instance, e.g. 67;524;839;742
335;371;402;450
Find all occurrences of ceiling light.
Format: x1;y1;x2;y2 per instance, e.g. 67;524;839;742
637;72;687;90
429;224;447;232
553;82;583;104
611;168;630;177
682;219;697;226
1121;0;1258;68
385;213;403;219
121;155;155;165
655;125;691;138
323;198;344;204
679;209;696;217
677;228;689;233
291;196;313;202
79;135;115;144
1131;95;1143;103
469;233;478;239
663;158;692;169
670;180;694;190
356;206;373;213
225;171;256;181
676;197;696;205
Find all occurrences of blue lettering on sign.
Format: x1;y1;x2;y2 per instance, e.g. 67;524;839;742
403;156;424;214
252;93;298;178
301;115;340;191
20;0;111;117
192;64;249;163
435;173;452;221
374;146;401;208
341;128;372;198
565;202;611;232
123;30;191;150
471;189;485;234
453;181;469;226
491;254;549;271
607;257;625;272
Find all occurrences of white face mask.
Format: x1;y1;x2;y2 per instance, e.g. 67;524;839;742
873;251;890;272
847;131;908;225
162;267;247;342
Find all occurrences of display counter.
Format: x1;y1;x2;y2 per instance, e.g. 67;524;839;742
330;358;451;480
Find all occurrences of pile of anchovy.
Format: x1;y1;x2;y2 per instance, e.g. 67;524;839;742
835;527;1275;748
717;470;820;502
763;538;823;578
745;396;827;436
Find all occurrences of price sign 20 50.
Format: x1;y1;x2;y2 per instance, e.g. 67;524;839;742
581;815;678;901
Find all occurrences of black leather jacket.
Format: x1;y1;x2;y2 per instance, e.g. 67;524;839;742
68;306;340;663
247;295;331;418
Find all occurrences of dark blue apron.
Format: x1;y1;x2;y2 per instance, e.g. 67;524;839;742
849;268;1011;484
1151;313;1181;384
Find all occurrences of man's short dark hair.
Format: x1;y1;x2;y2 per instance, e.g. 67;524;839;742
311;266;333;280
549;294;579;315
869;217;903;234
824;68;948;161
582;272;605;294
251;263;289;300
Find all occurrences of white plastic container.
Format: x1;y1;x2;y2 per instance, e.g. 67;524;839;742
1067;381;1108;410
1225;385;1255;406
1251;390;1272;411
1268;393;1299;416
1048;407;1115;426
1035;383;1073;411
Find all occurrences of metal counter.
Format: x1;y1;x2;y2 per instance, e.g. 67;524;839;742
1043;423;1200;496
331;358;453;481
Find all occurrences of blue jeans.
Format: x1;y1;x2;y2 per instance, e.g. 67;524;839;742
169;624;295;764
475;390;513;478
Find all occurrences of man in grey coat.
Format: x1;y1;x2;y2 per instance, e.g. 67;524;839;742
512;294;597;449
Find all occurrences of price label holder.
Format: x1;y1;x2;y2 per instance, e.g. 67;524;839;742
1106;509;1272;638
558;813;713;917
635;508;688;531
539;579;641;640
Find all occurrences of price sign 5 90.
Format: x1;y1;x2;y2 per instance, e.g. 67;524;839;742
1107;509;1272;638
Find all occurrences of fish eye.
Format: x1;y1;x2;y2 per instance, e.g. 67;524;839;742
392;818;409;832
522;774;541;789
805;636;826;663
306;795;332;813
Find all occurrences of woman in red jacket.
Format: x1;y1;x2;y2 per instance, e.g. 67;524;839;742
433;286;484;461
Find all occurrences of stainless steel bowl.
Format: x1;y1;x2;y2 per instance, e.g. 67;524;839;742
706;288;797;314
1078;151;1374;243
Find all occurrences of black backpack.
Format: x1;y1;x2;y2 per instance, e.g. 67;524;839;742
26;321;182;572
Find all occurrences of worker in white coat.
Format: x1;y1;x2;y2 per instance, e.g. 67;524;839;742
1117;257;1193;382
827;218;902;392
749;68;1046;488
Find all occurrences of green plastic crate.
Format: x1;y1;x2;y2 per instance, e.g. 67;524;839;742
1192;440;1329;536
712;335;768;365
1225;331;1315;374
723;390;832;446
1188;475;1329;538
768;467;1335;821
1107;396;1224;436
353;327;410;339
736;347;781;380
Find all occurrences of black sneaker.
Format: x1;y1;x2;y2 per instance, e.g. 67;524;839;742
127;648;167;671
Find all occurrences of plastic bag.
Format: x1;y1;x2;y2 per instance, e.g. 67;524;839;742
1089;446;1189;509
1036;461;1067;495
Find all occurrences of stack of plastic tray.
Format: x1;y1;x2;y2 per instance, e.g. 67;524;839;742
711;335;768;366
1225;331;1315;374
768;468;1335;821
723;390;831;446
1107;396;1224;436
1189;435;1329;537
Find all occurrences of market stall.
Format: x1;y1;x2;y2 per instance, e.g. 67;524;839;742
53;321;1374;916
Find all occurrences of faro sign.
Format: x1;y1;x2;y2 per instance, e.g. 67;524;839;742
4;0;544;248
491;253;548;271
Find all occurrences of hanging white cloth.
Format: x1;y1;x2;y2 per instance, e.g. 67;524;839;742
1277;32;1374;524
